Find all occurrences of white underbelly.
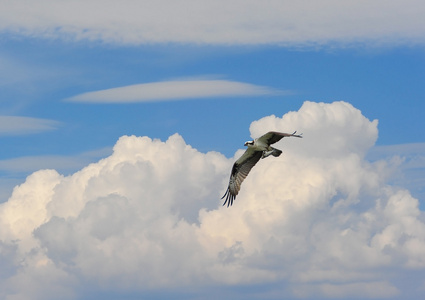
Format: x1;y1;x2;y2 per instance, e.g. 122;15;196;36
252;140;269;151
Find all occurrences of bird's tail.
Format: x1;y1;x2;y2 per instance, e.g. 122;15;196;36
271;148;282;157
262;147;282;158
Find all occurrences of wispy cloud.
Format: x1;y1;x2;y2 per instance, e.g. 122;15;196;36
0;116;60;135
66;79;284;103
0;1;424;47
368;143;425;161
0;147;112;175
367;143;425;202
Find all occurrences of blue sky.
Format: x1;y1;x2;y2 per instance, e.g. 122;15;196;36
1;39;424;202
1;1;425;299
1;41;424;161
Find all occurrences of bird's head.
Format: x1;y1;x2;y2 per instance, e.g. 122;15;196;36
244;140;254;147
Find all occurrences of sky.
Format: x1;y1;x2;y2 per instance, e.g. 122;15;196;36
0;1;425;299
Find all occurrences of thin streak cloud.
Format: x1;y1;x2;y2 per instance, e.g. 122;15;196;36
0;0;424;46
0;147;112;175
0;116;60;135
66;79;284;103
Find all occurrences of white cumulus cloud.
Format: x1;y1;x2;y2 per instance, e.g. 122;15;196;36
0;101;424;300
66;79;282;103
0;0;424;46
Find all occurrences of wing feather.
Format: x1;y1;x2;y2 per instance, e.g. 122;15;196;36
258;131;302;145
221;149;262;207
221;130;302;207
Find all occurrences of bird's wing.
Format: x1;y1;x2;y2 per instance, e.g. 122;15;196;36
222;148;262;207
257;131;303;145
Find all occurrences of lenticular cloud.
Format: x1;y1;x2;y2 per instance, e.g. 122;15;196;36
1;101;424;300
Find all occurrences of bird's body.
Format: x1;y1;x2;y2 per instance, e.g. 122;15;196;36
222;131;302;207
245;137;282;158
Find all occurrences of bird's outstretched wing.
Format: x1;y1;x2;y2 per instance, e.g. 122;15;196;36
221;149;262;207
258;131;302;145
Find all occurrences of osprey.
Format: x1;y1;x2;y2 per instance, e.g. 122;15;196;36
221;131;302;207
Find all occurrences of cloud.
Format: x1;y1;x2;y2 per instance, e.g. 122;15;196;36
367;143;425;207
0;55;35;87
0;1;424;47
1;101;425;299
0;147;113;205
0;116;60;135
0;147;112;175
65;79;283;103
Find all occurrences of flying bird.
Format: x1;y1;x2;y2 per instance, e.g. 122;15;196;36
221;131;302;207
